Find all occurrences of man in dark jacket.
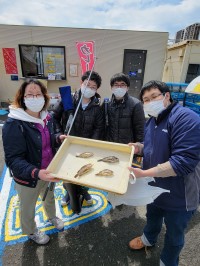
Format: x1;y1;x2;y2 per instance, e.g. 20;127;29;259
53;71;104;211
128;80;200;266
103;73;145;144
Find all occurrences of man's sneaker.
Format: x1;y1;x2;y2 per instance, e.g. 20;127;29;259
129;236;145;250
61;193;70;207
29;229;50;245
83;192;93;205
49;217;64;230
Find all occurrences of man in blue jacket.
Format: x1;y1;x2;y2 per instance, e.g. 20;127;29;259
128;80;200;266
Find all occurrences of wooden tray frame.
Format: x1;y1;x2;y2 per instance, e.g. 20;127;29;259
47;136;134;194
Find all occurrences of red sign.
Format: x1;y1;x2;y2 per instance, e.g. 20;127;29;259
2;48;18;74
76;41;95;74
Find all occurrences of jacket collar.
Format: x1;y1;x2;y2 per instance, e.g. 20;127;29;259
111;92;128;106
75;89;101;109
155;101;177;124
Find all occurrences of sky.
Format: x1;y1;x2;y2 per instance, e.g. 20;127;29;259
0;0;199;40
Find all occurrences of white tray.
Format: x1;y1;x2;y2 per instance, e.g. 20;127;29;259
47;136;134;194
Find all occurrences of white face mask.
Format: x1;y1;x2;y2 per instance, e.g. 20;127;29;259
24;97;45;112
112;87;127;98
81;86;96;99
143;96;166;117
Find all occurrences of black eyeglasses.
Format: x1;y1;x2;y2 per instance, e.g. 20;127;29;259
24;94;43;99
142;93;165;104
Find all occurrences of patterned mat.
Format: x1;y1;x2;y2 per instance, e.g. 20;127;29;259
0;166;111;263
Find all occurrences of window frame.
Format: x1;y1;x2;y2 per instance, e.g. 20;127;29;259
185;64;200;83
19;44;66;80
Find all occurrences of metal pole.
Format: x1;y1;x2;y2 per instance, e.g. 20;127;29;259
43;33;107;201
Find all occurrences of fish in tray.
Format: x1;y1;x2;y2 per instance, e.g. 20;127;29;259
74;163;93;178
97;156;119;163
76;152;94;158
95;169;114;176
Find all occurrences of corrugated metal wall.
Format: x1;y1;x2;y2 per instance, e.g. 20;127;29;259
162;41;200;83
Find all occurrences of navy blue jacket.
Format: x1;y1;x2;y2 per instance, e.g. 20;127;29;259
143;102;200;211
2;117;60;188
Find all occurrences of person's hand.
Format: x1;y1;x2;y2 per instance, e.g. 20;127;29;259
128;166;156;178
128;143;141;154
38;169;60;182
128;166;146;178
59;134;68;142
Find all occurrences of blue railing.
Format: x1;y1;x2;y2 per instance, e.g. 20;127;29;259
166;82;188;92
166;82;188;102
166;82;200;116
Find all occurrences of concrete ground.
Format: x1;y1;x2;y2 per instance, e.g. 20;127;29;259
0;117;200;266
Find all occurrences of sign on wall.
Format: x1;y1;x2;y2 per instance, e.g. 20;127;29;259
2;48;18;74
76;41;95;74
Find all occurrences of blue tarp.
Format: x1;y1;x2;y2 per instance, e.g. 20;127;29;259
0;110;8;116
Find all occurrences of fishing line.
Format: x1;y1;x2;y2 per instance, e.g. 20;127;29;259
66;31;108;135
43;32;107;201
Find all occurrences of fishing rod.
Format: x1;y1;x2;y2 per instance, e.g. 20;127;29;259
42;62;97;202
43;34;107;201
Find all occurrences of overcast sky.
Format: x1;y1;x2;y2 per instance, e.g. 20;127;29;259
0;0;199;40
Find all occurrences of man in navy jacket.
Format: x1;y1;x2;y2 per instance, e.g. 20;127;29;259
129;80;200;266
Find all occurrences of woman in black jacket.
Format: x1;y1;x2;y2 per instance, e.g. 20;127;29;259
53;71;104;212
2;79;66;245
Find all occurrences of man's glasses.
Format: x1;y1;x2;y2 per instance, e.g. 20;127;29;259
113;83;127;88
142;94;164;104
82;84;97;91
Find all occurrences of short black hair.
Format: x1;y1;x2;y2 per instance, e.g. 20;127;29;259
110;73;130;87
81;71;102;88
140;80;173;102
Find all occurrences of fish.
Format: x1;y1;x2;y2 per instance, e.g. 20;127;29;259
76;152;94;158
97;156;119;163
74;163;93;178
95;169;114;176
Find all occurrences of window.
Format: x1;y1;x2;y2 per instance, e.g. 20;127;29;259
185;64;200;83
19;45;66;80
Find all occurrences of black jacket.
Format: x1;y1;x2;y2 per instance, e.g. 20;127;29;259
2;116;61;188
53;90;104;140
103;93;145;144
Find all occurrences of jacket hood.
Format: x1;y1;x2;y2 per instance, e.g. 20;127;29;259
8;105;49;127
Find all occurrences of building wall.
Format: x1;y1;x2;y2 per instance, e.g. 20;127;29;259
162;46;184;82
0;24;168;102
162;40;200;83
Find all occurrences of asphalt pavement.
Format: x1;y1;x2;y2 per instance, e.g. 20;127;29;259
0;118;200;266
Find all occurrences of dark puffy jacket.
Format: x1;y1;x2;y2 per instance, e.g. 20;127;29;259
53;90;104;140
103;93;145;144
2;116;61;188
